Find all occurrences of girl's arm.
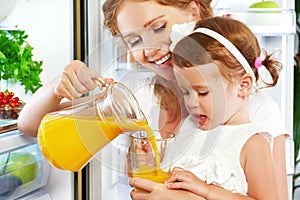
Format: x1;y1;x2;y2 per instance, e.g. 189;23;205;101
249;92;289;199
166;134;277;200
17;60;100;137
242;134;277;199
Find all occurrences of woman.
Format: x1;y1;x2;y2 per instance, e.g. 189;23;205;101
18;0;288;199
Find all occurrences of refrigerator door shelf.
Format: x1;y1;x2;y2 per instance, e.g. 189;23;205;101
0;119;17;135
213;8;295;35
16;189;52;200
0;134;50;200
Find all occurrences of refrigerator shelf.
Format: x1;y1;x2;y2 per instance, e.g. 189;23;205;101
213;8;296;35
0;119;18;135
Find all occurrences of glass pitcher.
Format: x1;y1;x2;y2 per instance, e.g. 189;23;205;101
37;81;148;172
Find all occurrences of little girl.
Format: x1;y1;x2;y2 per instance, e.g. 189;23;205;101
163;16;280;199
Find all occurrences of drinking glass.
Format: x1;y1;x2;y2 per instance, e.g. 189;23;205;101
129;130;175;183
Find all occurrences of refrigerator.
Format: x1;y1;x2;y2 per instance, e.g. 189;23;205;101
0;0;296;200
84;0;296;200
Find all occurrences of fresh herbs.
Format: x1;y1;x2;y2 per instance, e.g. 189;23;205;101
0;29;43;94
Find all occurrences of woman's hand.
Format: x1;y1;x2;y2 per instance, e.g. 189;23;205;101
129;178;205;200
166;167;210;198
18;60;104;136
54;60;101;100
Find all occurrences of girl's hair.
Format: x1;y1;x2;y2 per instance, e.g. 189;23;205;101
172;16;283;88
103;0;213;36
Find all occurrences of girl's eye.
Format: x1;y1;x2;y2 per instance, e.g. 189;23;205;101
127;36;142;48
153;23;166;33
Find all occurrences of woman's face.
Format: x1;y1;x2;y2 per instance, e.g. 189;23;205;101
117;1;200;80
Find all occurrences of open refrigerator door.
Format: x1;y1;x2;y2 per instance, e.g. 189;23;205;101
82;0;296;200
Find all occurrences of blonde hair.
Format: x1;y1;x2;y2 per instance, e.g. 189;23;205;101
103;0;213;36
172;16;282;88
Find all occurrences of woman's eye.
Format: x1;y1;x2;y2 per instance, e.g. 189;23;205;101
153;23;166;33
198;91;209;96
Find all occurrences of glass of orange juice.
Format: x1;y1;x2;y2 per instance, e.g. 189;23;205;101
129;130;175;183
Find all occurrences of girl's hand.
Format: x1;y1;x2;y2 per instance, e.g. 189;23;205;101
166;167;210;198
129;178;205;200
54;60;101;100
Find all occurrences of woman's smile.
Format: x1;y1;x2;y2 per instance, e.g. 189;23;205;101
117;1;198;80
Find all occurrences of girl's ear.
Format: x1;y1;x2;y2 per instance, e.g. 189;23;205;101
186;1;201;21
238;73;253;99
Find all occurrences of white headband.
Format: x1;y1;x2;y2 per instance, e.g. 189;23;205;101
170;22;257;85
193;28;256;83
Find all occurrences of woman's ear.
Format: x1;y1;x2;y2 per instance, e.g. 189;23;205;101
238;73;253;99
186;1;201;22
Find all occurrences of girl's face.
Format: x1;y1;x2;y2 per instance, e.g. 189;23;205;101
174;63;246;130
117;1;200;80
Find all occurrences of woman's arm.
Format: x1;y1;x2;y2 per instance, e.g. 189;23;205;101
273;135;288;200
17;60;100;137
129;178;205;200
166;167;255;200
129;172;256;200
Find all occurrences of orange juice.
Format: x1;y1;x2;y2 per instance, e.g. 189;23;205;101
115;119;162;172
38;111;165;174
143;126;162;172
132;166;170;183
38;114;148;172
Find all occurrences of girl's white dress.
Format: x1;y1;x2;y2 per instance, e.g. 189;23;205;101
170;116;272;195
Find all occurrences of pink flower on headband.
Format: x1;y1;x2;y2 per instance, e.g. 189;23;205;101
254;57;263;69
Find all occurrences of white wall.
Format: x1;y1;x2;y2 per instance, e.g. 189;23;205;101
0;0;73;96
0;1;74;199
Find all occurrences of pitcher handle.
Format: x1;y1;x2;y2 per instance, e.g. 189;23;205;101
92;77;114;88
